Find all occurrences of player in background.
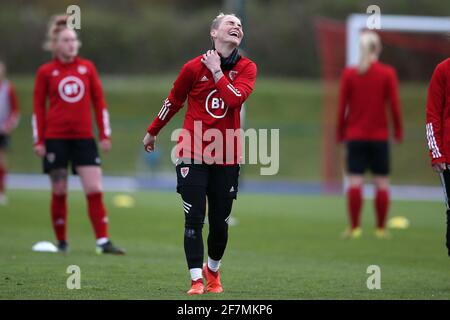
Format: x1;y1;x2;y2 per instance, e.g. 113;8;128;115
336;31;403;239
0;60;20;205
425;57;450;257
143;13;257;295
32;15;124;254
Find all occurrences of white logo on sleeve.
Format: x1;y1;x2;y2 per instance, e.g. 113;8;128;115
58;76;85;103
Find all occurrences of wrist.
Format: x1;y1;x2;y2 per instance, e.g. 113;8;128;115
148;127;158;137
212;68;223;82
211;67;222;74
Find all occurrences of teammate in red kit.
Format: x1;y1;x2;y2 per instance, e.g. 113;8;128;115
143;13;257;294
0;60;20;205
425;57;450;257
33;15;124;254
336;31;403;239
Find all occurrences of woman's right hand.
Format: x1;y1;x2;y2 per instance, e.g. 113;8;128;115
432;162;447;173
34;144;46;158
143;133;156;153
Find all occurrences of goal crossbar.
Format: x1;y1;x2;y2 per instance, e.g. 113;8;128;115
347;14;450;66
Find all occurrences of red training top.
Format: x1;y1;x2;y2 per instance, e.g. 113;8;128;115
147;54;257;165
336;61;403;142
425;58;450;165
32;56;111;146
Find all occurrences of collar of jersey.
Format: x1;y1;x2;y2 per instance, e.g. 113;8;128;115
54;56;80;67
219;48;241;71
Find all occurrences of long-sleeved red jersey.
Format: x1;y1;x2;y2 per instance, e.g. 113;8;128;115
336;61;403;142
426;58;450;165
147;54;257;164
32;57;111;146
0;80;20;132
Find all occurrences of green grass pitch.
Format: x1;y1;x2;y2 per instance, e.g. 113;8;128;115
0;190;449;299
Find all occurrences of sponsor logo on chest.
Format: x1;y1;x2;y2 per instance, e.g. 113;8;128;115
200;69;239;119
58;75;85;103
205;89;228;119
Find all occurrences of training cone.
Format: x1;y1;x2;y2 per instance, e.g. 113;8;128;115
32;241;58;253
387;216;410;230
112;194;135;208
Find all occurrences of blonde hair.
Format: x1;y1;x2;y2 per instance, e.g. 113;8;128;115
43;15;79;52
210;12;240;31
358;31;382;74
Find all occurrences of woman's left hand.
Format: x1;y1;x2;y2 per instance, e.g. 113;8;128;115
100;139;112;153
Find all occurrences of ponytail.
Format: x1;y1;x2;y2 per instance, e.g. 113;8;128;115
358;31;381;74
43;15;69;52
